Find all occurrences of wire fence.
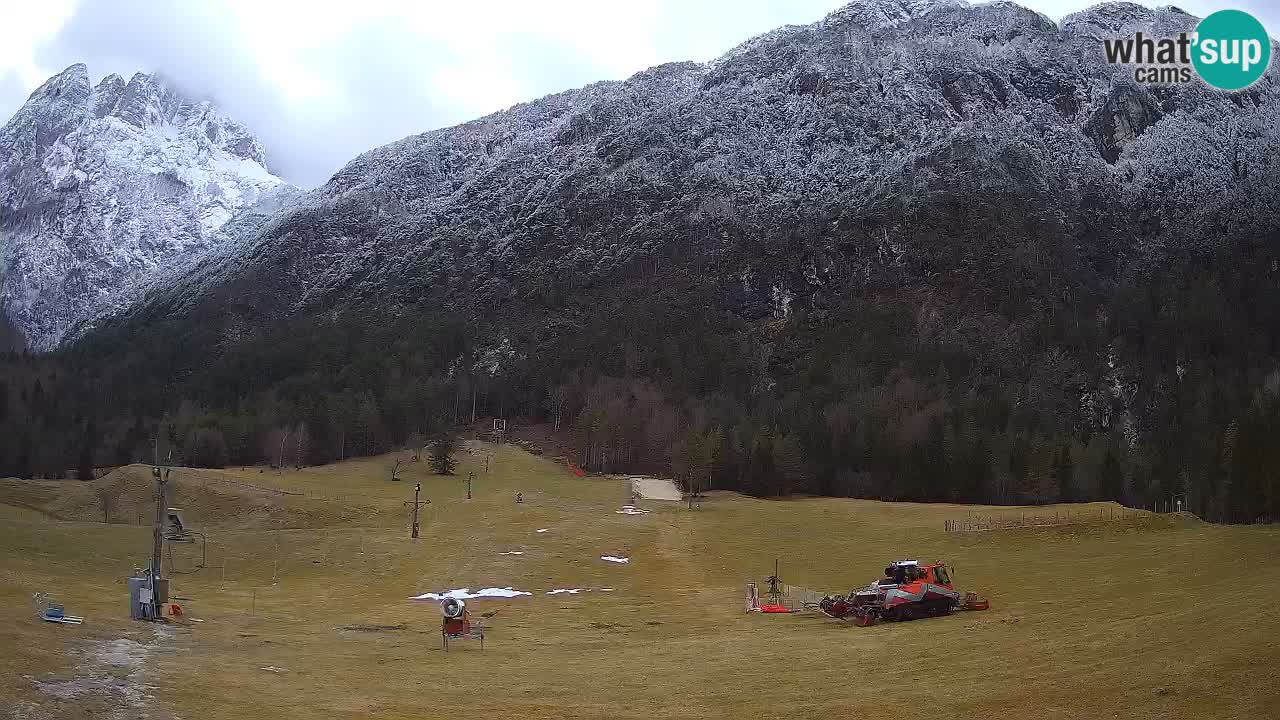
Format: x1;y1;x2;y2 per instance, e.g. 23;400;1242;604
199;475;302;496
940;493;1280;531
945;506;1149;532
196;474;392;502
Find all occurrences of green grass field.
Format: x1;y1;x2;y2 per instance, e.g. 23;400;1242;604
2;441;1278;719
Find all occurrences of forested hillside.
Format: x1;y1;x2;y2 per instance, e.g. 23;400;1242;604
2;0;1278;523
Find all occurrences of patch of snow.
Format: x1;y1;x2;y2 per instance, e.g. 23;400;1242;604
94;639;147;667
771;283;792;319
617;505;651;515
34;629;166;713
409;587;531;601
601;555;630;564
546;588;584;595
475;337;516;376
499;550;525;555
536;528;550;533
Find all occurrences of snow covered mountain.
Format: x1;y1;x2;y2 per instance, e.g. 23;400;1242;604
82;0;1277;453
0;64;290;350
114;0;1277;330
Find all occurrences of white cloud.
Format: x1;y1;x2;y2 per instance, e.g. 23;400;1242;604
0;0;76;88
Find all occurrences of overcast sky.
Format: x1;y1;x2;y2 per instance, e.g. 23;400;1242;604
0;0;1274;188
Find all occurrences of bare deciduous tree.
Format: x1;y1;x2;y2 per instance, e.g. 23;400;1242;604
548;384;570;433
293;423;311;468
263;426;290;469
406;431;426;462
95;484;118;524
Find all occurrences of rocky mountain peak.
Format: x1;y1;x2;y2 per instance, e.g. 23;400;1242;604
822;0;966;30
28;62;92;102
110;72;172;127
0;64;289;350
1061;2;1195;37
92;73;127;117
3;64;92;164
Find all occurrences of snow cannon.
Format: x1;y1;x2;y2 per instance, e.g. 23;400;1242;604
439;597;485;651
441;597;466;619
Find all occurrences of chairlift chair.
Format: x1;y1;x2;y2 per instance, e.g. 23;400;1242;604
33;592;83;625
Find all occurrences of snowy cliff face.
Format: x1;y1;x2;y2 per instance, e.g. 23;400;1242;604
0;64;288;350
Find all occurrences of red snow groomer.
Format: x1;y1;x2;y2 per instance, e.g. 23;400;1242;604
819;560;988;626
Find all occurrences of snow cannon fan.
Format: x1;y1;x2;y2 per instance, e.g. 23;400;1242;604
441;597;466;619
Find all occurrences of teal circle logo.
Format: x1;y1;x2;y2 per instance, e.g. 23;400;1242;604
1192;10;1271;90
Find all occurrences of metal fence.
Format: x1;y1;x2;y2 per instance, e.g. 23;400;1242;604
944;506;1147;532
746;582;825;611
199;475;303;496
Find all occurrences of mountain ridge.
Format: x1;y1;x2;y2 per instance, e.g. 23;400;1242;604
111;0;1253;323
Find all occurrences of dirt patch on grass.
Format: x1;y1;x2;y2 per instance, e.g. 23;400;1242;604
630;477;681;501
336;623;406;633
24;628;174;720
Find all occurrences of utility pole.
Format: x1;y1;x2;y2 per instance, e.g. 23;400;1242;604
150;440;172;619
404;483;429;539
766;558;782;604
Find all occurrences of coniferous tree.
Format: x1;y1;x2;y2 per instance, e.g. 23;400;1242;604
77;420;98;480
15;430;33;480
1100;444;1124;503
429;434;458;475
1056;443;1076;503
